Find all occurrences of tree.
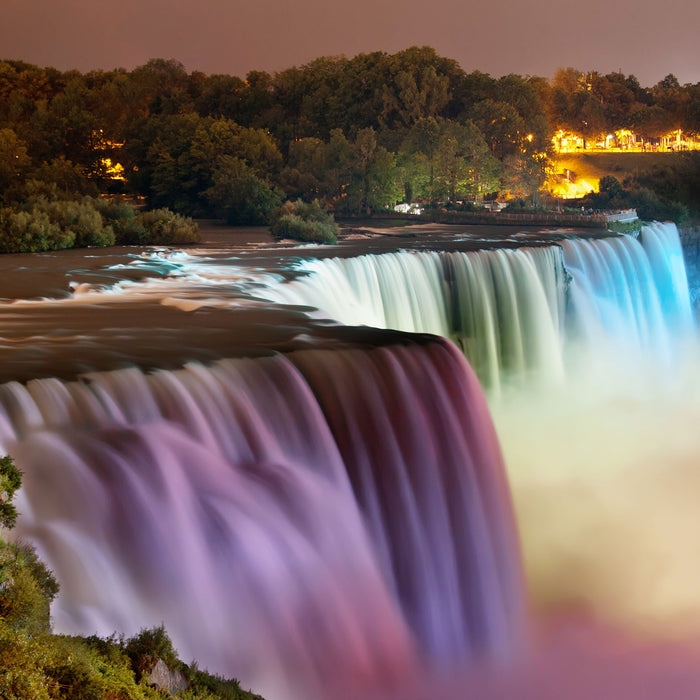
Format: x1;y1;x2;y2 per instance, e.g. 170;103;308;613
0;456;22;530
400;117;442;202
502;148;548;203
316;128;355;209
381;65;450;130
195;73;247;119
468;99;527;159
379;47;458;130
400;118;501;204
206;156;283;224
0;128;30;200
345;127;400;214
0;455;59;635
27;156;97;199
270;199;339;243
126;59;195;117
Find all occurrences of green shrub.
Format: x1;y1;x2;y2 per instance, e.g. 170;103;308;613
630;186;690;223
270;199;339;244
0;206;74;253
607;219;643;234
270;215;339;244
185;665;264;700
0;197;120;253
91;198;147;245
124;624;181;675
27;158;98;200
0;455;22;530
0;622;57;700
0;541;59;634
0;456;59;636
40;198;116;247
47;634;151;700
137;208;201;245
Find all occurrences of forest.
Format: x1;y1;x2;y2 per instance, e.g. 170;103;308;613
1;46;699;250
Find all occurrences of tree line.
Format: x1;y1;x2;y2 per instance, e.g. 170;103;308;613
1;47;699;230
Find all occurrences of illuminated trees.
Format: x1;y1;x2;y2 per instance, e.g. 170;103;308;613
399;118;500;205
1;50;698;223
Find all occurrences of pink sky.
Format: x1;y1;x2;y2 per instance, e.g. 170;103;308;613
3;0;698;86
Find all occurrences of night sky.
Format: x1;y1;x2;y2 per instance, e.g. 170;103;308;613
3;0;699;86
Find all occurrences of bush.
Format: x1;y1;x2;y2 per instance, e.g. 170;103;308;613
124;624;181;675
629;186;689;223
0;206;74;253
582;176;689;224
46;634;148;700
92;198;147;245
0;542;59;633
137;208;201;245
0;622;57;700
0;197;118;253
27;158;98;200
40;198;116;247
270;199;339;244
0;455;22;529
270;215;339;244
0;199;201;252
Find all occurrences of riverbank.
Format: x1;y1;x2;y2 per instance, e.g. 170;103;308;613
341;209;630;229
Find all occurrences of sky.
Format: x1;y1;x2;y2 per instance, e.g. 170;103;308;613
2;0;699;87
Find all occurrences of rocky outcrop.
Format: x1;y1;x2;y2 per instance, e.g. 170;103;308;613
144;658;189;696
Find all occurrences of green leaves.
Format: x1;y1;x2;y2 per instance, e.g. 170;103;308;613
0;455;21;530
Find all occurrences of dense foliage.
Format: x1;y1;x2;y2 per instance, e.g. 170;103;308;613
0;455;261;699
582;174;691;223
548;69;700;144
270;199;339;244
0;197;199;253
0;49;699;240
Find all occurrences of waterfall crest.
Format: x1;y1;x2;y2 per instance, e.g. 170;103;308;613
265;223;693;390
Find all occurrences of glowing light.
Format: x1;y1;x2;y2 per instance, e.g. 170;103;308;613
553;126;700;153
101;157;126;181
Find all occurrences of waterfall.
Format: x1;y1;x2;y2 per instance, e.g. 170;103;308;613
264;245;569;391
2;340;523;699
264;223;693;390
3;220;696;698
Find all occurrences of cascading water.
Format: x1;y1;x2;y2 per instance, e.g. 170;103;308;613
2;341;524;699
2;220;698;698
264;222;692;390
265;246;567;392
